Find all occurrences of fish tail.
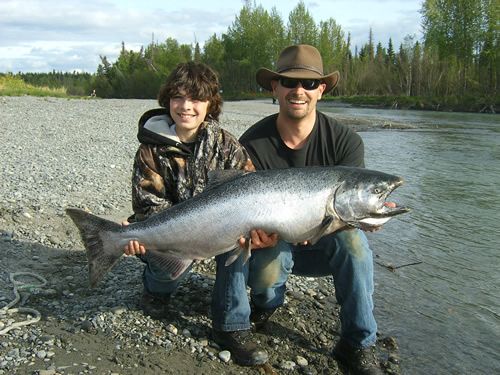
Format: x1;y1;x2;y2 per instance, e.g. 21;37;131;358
66;208;123;288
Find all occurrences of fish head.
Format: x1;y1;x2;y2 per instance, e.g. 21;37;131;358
332;168;410;230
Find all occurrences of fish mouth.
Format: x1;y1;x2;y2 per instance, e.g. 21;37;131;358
371;203;411;218
356;178;410;229
373;178;410;217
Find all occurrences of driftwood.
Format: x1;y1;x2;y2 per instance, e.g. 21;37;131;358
375;260;423;272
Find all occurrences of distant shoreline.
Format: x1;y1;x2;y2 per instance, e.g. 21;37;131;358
223;94;499;114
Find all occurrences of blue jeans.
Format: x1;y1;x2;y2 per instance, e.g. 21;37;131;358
139;252;192;296
211;229;378;349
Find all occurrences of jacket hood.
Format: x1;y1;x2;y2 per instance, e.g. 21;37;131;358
137;108;191;154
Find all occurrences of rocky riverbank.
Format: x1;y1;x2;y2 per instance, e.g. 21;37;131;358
0;96;402;374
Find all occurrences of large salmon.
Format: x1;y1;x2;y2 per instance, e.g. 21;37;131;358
66;166;410;287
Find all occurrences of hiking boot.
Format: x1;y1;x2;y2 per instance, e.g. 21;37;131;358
212;329;268;366
332;339;383;375
250;305;277;331
139;290;171;319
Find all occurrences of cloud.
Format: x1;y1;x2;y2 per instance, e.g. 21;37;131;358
0;0;422;73
321;0;422;50
0;0;235;73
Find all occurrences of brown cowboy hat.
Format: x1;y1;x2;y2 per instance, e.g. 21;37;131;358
256;44;340;93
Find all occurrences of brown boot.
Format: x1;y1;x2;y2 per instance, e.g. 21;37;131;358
212;329;268;366
250;305;277;331
332;339;384;375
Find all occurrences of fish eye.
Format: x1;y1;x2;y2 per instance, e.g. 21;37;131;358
373;187;383;194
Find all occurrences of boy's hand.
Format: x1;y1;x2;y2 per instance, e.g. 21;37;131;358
121;220;146;255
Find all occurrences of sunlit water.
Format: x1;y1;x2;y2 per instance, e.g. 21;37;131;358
320;104;500;374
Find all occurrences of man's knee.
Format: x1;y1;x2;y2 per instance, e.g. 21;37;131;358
335;229;371;260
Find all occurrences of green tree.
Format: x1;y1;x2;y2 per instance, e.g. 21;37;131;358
411;41;423;96
221;1;285;92
194;42;202;62
386;38;396;66
421;0;485;92
367;28;375;62
202;34;226;76
287;1;318;45
318;18;348;94
396;36;417;96
145;37;192;77
477;0;498;95
340;32;354;95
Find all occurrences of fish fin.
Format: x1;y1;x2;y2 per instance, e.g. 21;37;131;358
242;237;252;264
147;250;193;280
66;208;123;288
206;169;248;190
309;216;334;245
224;239;252;266
224;247;243;266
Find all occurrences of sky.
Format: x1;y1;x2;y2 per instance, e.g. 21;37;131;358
0;0;424;74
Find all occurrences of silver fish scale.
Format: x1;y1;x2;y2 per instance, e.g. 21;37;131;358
66;166;409;286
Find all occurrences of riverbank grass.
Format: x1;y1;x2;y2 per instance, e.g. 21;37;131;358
326;94;498;113
0;75;68;97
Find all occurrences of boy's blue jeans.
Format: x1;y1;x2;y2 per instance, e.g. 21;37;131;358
139;254;192;296
211;229;378;349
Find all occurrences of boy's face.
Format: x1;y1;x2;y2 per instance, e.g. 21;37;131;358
170;91;209;142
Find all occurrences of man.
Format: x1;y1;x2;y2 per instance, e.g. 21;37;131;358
212;44;385;374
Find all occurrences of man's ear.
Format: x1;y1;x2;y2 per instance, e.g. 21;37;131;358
270;80;279;95
317;82;327;101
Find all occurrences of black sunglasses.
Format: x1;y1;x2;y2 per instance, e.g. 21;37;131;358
279;78;321;90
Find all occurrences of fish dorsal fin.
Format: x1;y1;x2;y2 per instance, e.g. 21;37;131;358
147;250;193;280
206;169;248;190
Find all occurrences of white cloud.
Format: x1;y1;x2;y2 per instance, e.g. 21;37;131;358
0;0;422;73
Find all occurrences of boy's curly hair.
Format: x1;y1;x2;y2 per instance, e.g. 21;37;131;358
158;62;222;122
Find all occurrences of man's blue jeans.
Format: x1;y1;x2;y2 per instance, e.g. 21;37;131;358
211;229;378;349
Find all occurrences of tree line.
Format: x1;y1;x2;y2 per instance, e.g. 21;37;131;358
15;0;499;110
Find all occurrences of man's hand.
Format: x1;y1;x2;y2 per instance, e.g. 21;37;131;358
121;220;146;255
238;229;279;250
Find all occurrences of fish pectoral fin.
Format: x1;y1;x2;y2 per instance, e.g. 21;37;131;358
147;250;193;280
224;242;252;267
224;247;243;266
309;216;334;245
242;238;252;264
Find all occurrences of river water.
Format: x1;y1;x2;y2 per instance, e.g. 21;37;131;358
320;104;500;374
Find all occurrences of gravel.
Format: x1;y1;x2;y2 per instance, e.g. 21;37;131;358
0;96;401;374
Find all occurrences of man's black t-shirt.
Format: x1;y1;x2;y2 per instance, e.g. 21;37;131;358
239;111;365;170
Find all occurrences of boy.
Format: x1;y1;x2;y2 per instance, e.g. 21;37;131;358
123;62;255;326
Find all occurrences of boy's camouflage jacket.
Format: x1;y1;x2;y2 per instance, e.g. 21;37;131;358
129;108;254;222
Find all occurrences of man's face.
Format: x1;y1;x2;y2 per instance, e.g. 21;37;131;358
271;77;326;121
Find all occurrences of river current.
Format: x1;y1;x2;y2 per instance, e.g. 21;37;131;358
320;104;500;374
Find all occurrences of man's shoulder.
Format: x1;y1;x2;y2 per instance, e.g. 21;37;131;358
317;110;344;129
316;111;359;137
239;113;278;143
